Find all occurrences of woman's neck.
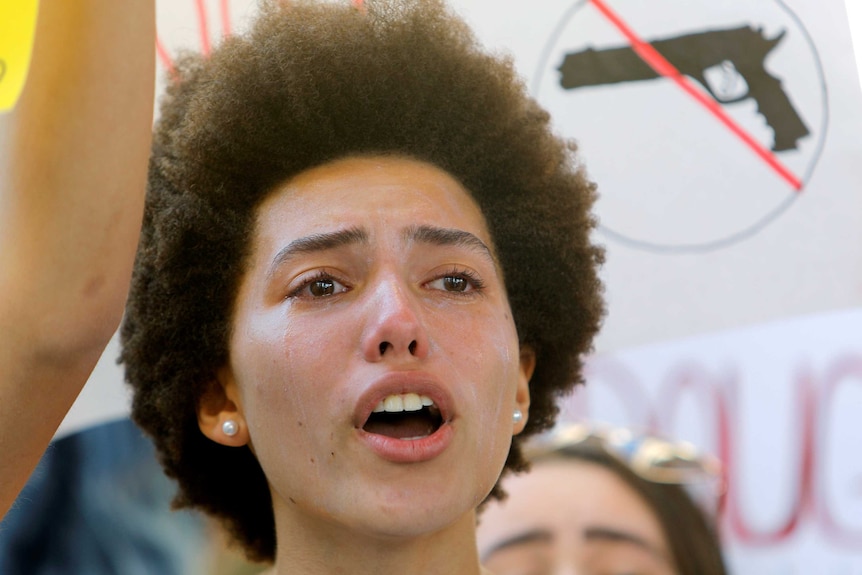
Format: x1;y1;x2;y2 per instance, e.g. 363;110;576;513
270;501;486;575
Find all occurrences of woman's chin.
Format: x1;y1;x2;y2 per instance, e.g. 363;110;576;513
277;485;481;545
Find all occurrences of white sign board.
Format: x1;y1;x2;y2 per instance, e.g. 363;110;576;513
454;0;862;350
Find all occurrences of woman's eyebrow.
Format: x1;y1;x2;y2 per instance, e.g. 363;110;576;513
584;526;670;564
267;227;368;278
405;224;497;265
480;529;553;562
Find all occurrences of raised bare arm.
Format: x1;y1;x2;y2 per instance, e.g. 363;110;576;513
0;0;155;517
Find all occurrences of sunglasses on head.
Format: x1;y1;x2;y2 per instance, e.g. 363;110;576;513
524;423;725;514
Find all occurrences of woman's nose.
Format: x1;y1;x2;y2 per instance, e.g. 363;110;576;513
360;276;429;362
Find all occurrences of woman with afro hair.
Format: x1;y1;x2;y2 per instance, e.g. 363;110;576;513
2;1;604;574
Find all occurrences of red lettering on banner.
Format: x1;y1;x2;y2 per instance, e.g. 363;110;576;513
816;356;862;547
653;363;730;516
725;370;816;544
576;353;862;548
654;362;724;437
580;357;658;429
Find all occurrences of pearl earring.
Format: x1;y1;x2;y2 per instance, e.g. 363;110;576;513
222;420;239;437
513;409;523;424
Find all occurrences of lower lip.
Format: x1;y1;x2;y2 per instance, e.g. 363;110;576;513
358;423;454;463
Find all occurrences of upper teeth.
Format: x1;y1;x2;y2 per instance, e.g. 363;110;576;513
373;393;435;413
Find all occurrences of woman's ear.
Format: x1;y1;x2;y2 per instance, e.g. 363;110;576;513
197;367;250;447
513;346;535;435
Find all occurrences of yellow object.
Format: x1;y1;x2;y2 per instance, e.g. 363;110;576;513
0;0;40;112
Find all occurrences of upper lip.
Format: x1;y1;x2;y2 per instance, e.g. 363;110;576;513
353;371;454;430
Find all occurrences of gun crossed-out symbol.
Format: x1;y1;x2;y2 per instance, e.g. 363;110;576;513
558;26;810;153
532;0;828;251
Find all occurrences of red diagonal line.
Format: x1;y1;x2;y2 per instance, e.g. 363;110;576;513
155;36;177;78
220;0;232;37
195;0;212;56
589;0;803;191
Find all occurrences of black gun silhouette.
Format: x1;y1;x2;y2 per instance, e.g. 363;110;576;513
558;26;809;152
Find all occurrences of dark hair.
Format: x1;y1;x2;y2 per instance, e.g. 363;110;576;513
547;444;728;575
121;0;604;562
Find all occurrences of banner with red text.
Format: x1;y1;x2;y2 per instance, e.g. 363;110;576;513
563;307;862;573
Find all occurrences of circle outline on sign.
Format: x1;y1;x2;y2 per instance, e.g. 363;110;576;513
531;0;829;253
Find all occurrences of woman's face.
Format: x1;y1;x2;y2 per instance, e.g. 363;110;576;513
207;156;533;540
477;459;677;575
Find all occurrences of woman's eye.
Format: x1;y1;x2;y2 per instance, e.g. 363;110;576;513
442;276;468;292
291;274;348;298
427;270;483;293
309;278;338;297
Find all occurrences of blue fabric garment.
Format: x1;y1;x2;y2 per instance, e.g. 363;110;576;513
0;418;208;575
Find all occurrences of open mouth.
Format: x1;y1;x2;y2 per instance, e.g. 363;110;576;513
362;393;444;440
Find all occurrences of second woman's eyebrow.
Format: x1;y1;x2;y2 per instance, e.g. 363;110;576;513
584;527;669;563
481;529;554;562
267;227;368;278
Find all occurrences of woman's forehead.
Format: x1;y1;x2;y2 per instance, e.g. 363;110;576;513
253;155;493;251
